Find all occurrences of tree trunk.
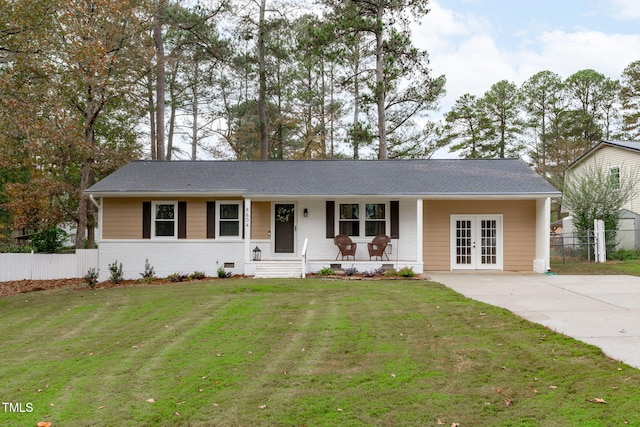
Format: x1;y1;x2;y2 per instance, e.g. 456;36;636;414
147;75;157;160
375;5;387;159
154;1;166;160
76;87;97;249
257;0;268;160
191;88;198;160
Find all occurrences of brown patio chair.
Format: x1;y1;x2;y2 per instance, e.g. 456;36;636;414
334;234;357;260
368;234;390;260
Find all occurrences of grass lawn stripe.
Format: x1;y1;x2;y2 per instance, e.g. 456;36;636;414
0;278;639;426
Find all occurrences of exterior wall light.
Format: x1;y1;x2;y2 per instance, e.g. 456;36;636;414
253;246;262;261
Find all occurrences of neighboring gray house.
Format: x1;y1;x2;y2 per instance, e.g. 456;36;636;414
86;159;560;279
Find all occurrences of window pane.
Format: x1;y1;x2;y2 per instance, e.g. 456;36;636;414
339;204;359;219
220;204;239;219
610;167;621;189
365;221;386;236
156;204;175;220
220;221;240;236
155;221;175;237
365;203;385;219
339;221;359;236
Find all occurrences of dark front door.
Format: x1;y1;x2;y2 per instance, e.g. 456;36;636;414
275;203;295;253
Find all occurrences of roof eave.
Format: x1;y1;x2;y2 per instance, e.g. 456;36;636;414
85;190;246;198
88;191;561;199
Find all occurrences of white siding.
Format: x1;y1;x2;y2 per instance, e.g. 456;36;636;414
294;198;420;263
568;146;640;214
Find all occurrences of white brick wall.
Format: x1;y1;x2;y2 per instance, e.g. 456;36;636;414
98;241;245;281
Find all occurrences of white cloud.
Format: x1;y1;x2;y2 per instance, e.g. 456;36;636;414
609;0;640;19
413;1;640;117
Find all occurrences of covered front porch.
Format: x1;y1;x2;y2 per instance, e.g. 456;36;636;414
242;197;424;278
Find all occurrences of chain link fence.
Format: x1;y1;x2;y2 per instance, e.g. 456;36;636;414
551;227;640;263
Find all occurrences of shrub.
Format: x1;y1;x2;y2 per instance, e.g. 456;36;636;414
31;228;68;253
316;267;333;276
0;244;34;253
140;259;156;279
397;266;415;277
610;249;640;261
217;267;231;278
168;273;189;282
108;261;124;284
384;268;398;277
362;267;385;277
344;267;358;277
190;271;206;280
84;268;99;288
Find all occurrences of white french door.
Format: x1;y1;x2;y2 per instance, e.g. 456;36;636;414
451;215;503;270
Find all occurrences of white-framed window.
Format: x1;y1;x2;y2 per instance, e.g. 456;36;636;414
365;203;386;236
218;202;241;238
153;201;177;238
610;166;621;190
338;202;387;237
339;203;360;236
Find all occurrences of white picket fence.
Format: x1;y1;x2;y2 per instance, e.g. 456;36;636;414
0;249;98;282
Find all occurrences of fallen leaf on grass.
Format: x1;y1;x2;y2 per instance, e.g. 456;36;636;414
337;408;343;412
175;412;180;416
451;423;460;427
98;406;105;410
591;398;607;404
259;405;267;410
504;398;513;407
549;385;558;389
436;419;445;425
37;423;52;427
146;398;155;403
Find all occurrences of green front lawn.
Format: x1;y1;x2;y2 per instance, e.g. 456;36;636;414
1;278;639;426
551;260;640;276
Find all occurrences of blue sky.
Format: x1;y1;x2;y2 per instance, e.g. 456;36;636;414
412;0;640;121
443;0;639;49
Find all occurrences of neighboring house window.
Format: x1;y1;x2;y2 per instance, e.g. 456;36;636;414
338;202;387;237
153;202;177;238
219;202;241;237
610;166;621;190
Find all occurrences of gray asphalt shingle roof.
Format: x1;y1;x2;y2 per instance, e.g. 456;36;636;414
86;159;560;197
567;140;640;170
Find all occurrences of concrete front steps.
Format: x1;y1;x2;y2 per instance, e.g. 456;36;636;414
253;261;303;278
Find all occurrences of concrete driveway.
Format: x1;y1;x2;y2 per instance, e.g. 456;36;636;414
428;272;640;370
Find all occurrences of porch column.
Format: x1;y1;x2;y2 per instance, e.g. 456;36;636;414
416;199;423;269
244;198;252;262
534;197;551;273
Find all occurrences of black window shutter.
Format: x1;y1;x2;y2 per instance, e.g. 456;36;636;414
206;201;216;239
242;200;245;239
142;201;151;239
326;201;335;238
178;201;187;239
390;200;399;239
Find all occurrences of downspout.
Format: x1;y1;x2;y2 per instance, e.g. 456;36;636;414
89;194;100;209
